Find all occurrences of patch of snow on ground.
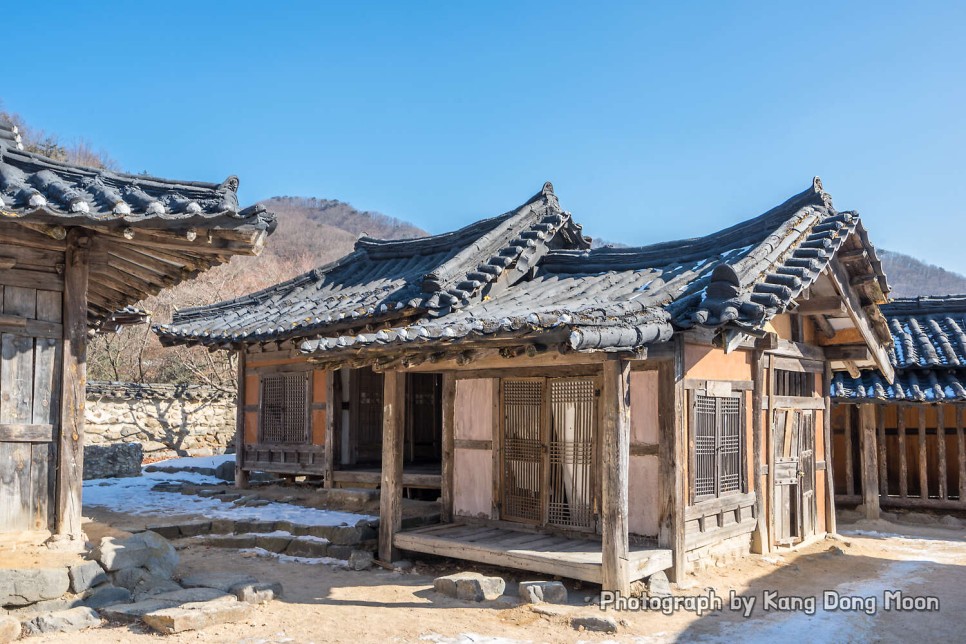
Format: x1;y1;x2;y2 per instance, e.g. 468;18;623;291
239;547;347;566
83;460;374;527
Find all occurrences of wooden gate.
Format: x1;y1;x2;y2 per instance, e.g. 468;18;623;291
0;283;62;533
501;377;597;531
773;408;817;545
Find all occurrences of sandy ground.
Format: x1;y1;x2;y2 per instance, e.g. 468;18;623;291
25;514;966;644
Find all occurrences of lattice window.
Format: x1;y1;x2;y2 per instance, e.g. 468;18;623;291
692;391;745;502
774;369;815;397
259;373;309;444
502;379;544;523
548;379;596;530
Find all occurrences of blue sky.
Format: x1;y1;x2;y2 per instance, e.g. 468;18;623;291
5;2;966;272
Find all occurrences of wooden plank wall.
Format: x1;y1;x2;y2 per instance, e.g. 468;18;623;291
833;402;966;510
452;378;496;519
628;370;660;537
0;242;64;533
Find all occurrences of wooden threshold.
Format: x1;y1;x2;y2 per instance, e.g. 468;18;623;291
331;469;442;489
394;522;672;584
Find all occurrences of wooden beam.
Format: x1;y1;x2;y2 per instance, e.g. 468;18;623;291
837;248;868;263
844;406;854;496
858;404;880;520
898;408;908;498
826;261;894;382
918;407;928;500
824;346;873;362
440;373;456;523
55;229;90;544
937;406;947;500
750;349;769;554
877;404;887;497
810;315;837;340
658;337;685;582
379;370;406;563
795;297;847;317
235;351;249;489
323;370;336;489
822;365;837;535
0;423;54;442
600;358;631;594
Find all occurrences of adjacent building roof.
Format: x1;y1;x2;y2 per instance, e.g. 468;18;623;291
0;121;277;327
155;183;588;347
833;296;966;402
300;178;891;358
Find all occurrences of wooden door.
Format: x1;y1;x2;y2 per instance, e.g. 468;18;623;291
500;377;598;531
405;373;441;464
0;284;62;533
349;366;384;465
772;408;817;545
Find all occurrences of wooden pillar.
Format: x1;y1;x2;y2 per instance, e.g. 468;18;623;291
439;373;456;523
750;349;769;553
918;407;928;499
876;405;887;496
822;365;837;535
957;406;965;502
937;405;947;500
234;350;250;489
898;407;908;498
658;338;685;582
858;404;880;520
844;406;854;496
600;358;631;594
55;229;89;542
323;370;336;489
378;370;405;563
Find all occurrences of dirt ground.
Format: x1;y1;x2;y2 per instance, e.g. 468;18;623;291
25;514;966;644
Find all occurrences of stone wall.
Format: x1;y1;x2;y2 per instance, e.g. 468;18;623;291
85;382;237;461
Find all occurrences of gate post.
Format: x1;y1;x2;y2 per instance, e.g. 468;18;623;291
601;358;631;594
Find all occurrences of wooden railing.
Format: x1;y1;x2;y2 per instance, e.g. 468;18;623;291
833;403;966;511
241;443;326;475
683;491;757;551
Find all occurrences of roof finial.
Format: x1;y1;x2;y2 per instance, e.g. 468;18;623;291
542;181;554;195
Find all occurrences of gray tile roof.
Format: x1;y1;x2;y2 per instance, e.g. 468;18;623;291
1;121;276;327
155;183;588;346
833;296;966;402
301;178;885;356
0;122;275;231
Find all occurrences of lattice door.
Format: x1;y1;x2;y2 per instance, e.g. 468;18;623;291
259;372;309;444
548;378;597;530
501;379;544;523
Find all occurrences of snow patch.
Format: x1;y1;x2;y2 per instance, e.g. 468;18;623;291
239;547;347;566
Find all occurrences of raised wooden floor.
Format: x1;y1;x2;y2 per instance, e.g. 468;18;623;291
394;522;672;584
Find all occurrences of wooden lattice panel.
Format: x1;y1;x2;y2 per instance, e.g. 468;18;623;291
548;378;597;530
259;372;309;444
718;396;742;494
502;379;544;523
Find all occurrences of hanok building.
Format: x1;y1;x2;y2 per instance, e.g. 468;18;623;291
157;178;893;592
831;295;966;518
155;186;587;490
0;122;275;545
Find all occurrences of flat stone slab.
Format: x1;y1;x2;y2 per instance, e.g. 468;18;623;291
0;567;70;606
434;572;505;602
519;581;568;604
0;614;21;643
142;599;252;634
180;572;259;593
99;598;181;623
68;561;108;594
571;615;618;633
284;538;329;558
22;607;100;636
232;582;282;604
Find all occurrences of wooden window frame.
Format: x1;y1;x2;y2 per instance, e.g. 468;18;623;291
258;372;311;445
688;382;747;504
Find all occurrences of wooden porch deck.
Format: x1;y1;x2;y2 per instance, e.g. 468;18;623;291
394;522;672;584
